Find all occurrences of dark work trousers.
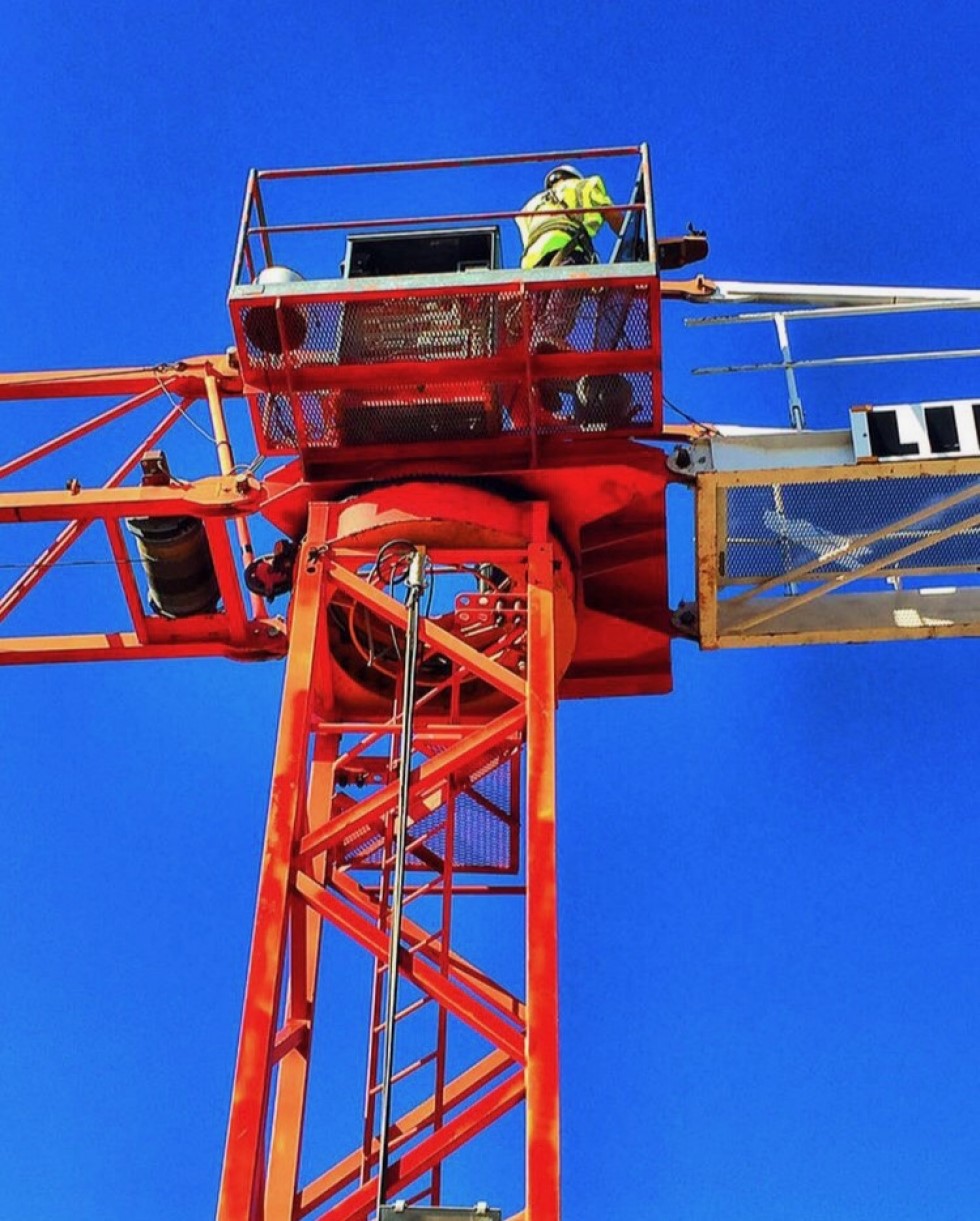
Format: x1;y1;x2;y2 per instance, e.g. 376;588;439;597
532;239;595;352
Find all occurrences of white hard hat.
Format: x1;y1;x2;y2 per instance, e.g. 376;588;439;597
544;164;583;190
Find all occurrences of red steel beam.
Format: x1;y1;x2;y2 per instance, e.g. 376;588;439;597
331;871;526;1026
0;399;190;625
297;1050;514;1215
264;735;341;1220
103;519;151;642
298;705;525;862
249;202;643;236
203;518;251;644
314;1071;525;1221
294;874;525;1065
326;563;527;703
0;475;264;524
0;384;164;481
255;145;639;182
216;509;329;1221
215;500;567;1219
0;354;241;401
235;345;658;395
524;529;562;1221
0;632;282;665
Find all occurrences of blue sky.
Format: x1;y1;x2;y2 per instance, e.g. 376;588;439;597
3;3;980;1219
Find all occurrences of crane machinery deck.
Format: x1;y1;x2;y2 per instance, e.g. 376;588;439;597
2;143;980;1221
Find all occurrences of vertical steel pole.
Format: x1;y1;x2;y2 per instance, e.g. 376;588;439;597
524;522;561;1221
773;314;807;429
376;550;426;1212
204;370;268;618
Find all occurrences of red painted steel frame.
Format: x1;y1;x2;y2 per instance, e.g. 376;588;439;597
0;148;682;1219
0;359;287;664
217;499;562;1220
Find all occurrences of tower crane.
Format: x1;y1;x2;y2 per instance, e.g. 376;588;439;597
2;144;979;1221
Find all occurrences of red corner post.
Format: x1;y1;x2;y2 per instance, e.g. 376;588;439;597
525;506;561;1221
217;507;330;1221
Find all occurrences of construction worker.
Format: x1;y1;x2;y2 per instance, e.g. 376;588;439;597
514;164;626;363
516;165;626;270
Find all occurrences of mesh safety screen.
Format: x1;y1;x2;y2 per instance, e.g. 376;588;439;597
723;472;980;590
338;753;519;874
237;277;659;453
254;373;654;452
533;372;654;435
525;282;652;354
239;283;651;371
337;295;502;364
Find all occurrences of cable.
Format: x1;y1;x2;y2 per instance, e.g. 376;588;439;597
0;558;142;571
663;391;720;435
152;371;221;447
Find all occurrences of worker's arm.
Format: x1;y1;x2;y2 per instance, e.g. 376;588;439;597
581;178;627;236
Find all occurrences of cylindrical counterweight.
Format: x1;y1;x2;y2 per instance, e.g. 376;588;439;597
126;516;220;618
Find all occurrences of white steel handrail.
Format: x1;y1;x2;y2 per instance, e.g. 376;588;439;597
683;281;980;428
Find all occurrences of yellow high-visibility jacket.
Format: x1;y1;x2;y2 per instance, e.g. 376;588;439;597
516;175;615;269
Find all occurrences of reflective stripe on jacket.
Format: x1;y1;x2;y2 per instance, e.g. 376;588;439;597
516;175;614;269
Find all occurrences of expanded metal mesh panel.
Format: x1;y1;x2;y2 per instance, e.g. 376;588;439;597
526;283;651;354
236;281;653;373
239;306;301;365
257;393;297;447
724;473;980;587
254;375;654;451
319;384;502;449
254;392;339;449
240;294;504;368
332;385;500;447
337;755;518;873
338;294;504;364
533;372;654;435
287;299;344;365
236;276;660;453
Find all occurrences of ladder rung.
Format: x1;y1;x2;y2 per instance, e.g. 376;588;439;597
372;993;431;1034
368;1049;438;1096
406;929;440;956
406;820;446;852
402;874;444;906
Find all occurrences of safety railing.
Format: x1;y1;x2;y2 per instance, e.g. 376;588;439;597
685;287;980;429
229;146;654;290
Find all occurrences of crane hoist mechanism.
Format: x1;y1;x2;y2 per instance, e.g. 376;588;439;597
1;144;979;1221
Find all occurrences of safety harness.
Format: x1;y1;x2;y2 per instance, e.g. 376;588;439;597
520;183;598;265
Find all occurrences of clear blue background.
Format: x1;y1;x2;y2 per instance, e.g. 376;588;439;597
2;2;980;1219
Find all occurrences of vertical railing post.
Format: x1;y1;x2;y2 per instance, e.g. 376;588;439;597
773;313;806;429
640;141;657;267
